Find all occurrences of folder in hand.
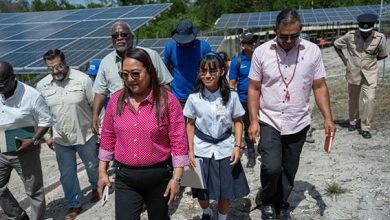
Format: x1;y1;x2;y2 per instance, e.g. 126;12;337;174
181;158;207;189
0;126;34;153
324;132;335;153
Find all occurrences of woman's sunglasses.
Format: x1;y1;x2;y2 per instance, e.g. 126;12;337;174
119;70;141;80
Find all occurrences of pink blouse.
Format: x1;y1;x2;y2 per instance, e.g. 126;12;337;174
99;88;189;168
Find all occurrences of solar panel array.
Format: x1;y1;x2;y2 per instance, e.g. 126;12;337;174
215;4;381;29
0;3;172;74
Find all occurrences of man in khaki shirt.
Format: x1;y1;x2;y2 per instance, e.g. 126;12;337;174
334;13;388;139
36;49;99;220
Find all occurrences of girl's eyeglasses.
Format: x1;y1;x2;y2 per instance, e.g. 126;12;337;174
278;33;300;41
47;64;65;73
199;69;220;77
119;70;141;80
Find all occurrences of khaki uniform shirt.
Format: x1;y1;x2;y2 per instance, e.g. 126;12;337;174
37;69;94;146
93;47;173;95
334;30;388;85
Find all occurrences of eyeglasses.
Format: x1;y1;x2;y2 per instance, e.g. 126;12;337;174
47;64;65;73
119;70;142;80
199;68;220;77
111;32;130;39
278;33;300;41
0;76;12;88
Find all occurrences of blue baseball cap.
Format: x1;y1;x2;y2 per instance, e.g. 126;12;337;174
87;60;101;76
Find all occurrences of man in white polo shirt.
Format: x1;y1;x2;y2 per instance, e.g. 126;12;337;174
0;61;52;220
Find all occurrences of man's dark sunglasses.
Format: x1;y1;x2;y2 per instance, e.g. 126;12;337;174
278;33;300;41
119;70;141;80
111;32;130;39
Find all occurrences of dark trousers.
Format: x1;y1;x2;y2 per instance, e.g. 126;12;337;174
241;102;255;158
259;122;309;211
114;162;172;220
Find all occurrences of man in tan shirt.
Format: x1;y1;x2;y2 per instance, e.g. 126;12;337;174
334;13;388;139
37;49;100;220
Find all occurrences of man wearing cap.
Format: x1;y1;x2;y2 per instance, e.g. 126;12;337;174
0;61;52;220
334;13;388;139
92;21;173;134
229;32;259;168
164;19;212;106
87;59;100;83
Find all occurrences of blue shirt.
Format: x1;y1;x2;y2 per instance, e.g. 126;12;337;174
229;51;252;102
183;89;245;160
164;39;212;100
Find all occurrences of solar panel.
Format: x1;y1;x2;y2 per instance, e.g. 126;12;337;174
215;4;381;29
0;3;172;73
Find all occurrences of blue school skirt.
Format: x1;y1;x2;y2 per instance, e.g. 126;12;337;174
192;155;250;200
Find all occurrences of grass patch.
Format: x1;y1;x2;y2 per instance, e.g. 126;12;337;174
325;182;348;195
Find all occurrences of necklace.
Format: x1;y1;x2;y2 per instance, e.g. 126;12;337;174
275;45;300;102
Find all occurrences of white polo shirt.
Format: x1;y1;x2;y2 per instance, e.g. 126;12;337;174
0;81;52;131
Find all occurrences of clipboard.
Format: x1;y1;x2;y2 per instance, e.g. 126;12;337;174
181;158;207;189
0;126;34;153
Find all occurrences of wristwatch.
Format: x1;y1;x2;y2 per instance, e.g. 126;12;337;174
171;176;182;184
31;137;40;146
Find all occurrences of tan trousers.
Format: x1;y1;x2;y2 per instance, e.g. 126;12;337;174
348;77;376;131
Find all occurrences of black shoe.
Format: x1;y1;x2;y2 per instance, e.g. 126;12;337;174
247;157;256;168
361;130;372;139
348;124;357;131
277;208;292;220
201;213;212;220
261;205;276;219
90;189;100;203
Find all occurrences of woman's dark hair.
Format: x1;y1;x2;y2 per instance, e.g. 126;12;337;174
276;8;301;26
116;48;167;124
193;52;231;105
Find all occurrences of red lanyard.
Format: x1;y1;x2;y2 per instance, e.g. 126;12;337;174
275;46;300;102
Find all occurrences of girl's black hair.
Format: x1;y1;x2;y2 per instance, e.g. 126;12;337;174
192;52;231;105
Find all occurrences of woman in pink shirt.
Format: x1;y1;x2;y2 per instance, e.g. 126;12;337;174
97;48;189;220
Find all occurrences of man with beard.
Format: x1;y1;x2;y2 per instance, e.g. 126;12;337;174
92;21;173;134
247;9;336;219
334;13;388;139
0;61;52;220
37;49;99;220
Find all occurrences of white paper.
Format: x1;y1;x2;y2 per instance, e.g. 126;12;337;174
101;186;109;207
181;158;207;189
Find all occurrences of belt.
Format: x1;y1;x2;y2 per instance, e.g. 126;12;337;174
114;157;172;170
195;127;232;144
